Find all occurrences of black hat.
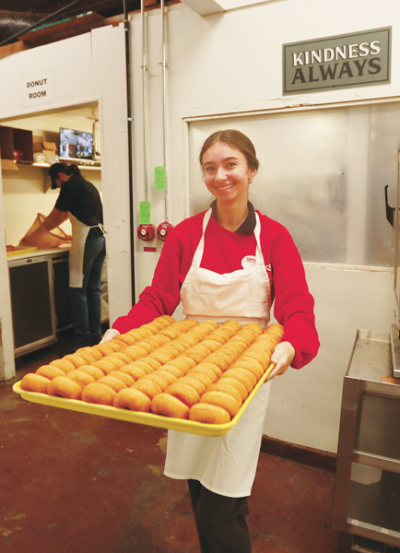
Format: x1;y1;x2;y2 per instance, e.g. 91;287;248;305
48;162;66;190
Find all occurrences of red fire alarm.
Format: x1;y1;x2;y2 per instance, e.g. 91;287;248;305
137;224;155;241
157;222;174;241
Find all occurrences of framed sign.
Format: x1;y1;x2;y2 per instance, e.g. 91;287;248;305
283;27;391;96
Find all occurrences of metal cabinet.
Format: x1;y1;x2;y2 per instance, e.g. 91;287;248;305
332;330;400;548
8;255;57;356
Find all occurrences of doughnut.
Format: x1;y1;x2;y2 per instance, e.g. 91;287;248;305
205;333;226;345
93;343;115;356
173;339;191;351
36;365;65;380
110;372;135;387
97;376;127;393
82;347;103;361
102;357;125;370
67;370;96;388
127;361;154;374
200;340;222;353
78;365;105;381
205;353;230;371
149;318;168;330
165;382;200;408
48;376;82;400
231;359;263;380
104;340;124;352
240;351;270;370
243;323;264;336
108;352;133;365
151;393;189;419
116;333;137;346
133;379;163;400
224;342;246;356
140;373;169;392
144;335;171;348
185;345;211;364
63;354;87;368
216;348;239;365
201;320;219;330
166;359;191;373
195;362;222;378
185;371;213;389
165;342;186;356
189;403;231;424
127;328;148;340
174;356;196;370
158;315;176;325
159;327;182;340
124;345;148;361
133;341;153;355
208;381;242;406
147;351;174;365
119;365;146;380
266;323;284;336
230;334;253;347
223;320;242;331
92;359;117;375
141;322;159;334
75;351;97;365
228;367;257;387
218;377;248;401
137;357;162;371
189;365;219;382
113;387;151;412
200;391;240;418
49;359;76;373
81;383;116;405
20;373;50;394
221;369;253;394
177;376;207;396
161;365;185;378
177;334;199;347
154;370;178;385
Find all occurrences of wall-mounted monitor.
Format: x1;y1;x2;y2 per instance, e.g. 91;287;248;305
59;128;93;160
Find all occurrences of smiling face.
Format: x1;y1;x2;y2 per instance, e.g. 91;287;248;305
202;141;257;207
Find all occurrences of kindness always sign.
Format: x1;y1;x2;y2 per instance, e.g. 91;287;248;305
283;27;391;95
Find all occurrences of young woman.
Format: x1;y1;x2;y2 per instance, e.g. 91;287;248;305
42;163;106;350
103;130;319;552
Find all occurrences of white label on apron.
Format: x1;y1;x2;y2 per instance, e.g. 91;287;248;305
241;255;256;269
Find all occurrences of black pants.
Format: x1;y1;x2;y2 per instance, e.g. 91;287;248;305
187;479;252;553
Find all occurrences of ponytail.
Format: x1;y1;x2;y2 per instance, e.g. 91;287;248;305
66;164;81;177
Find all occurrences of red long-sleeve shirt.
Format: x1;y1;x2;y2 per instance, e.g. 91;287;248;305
113;210;319;369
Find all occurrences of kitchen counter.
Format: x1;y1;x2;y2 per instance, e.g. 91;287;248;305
7;245;70;262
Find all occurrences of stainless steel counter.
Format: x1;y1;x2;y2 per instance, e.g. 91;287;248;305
332;330;400;548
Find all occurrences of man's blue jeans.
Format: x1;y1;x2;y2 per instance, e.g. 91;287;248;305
69;235;106;348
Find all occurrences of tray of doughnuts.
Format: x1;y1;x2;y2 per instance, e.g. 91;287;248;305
13;316;283;437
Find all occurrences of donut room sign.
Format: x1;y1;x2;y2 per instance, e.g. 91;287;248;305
282;27;391;95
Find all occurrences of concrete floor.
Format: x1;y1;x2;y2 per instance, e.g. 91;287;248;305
0;343;353;553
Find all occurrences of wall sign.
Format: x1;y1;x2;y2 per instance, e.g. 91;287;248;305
22;74;53;107
282;27;391;96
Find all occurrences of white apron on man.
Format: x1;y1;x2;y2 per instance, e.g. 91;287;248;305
68;212;103;288
164;209;272;498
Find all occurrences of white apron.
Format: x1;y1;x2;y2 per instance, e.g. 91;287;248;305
68;213;104;288
164;209;272;498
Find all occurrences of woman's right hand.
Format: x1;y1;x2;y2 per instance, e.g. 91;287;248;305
99;328;120;344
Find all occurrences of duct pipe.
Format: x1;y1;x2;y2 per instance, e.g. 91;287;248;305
141;0;150;201
0;0;84;47
123;0;135;304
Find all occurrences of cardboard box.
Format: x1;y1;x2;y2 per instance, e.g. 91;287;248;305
33;136;58;161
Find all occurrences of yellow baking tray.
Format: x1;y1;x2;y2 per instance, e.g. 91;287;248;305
13;364;274;437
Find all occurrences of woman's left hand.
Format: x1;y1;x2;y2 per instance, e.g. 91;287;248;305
267;341;296;381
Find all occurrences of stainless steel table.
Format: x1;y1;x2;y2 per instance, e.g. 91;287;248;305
332;329;400;548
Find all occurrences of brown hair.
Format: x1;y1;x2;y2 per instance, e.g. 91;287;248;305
199;130;259;171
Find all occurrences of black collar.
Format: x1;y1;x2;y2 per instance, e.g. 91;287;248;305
211;200;256;236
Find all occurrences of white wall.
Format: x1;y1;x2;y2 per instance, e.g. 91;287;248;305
0;27;131;380
127;0;399;453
